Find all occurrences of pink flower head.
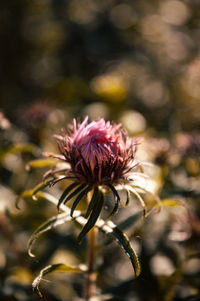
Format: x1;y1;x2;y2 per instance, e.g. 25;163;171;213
44;116;141;242
56;116;139;185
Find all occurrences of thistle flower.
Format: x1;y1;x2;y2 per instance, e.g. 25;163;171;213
44;116;142;242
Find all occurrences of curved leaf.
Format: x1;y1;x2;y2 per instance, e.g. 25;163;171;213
85;186;98;218
32;179;53;197
131;184;161;209
57;182;79;210
70;185;92;217
107;184;121;218
32;263;86;297
112;227;140;277
28;212;72;257
16;181;56;208
101;210;143;247
124;189;130;207
64;183;86;205
98;219;140;277
15;189;33;209
126;185;147;217
108;184;120;202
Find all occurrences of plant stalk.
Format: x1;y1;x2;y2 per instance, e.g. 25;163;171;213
84;190;96;300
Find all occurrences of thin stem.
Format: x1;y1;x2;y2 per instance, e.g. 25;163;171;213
84;190;96;300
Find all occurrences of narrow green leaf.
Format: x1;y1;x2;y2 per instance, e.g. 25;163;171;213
70;185;92;217
32;263;85;297
126;185;147;217
15;189;34;209
26;159;57;171
107;184;121;218
77;191;104;243
108;184;120;202
112;227;140;277
28;213;72;257
32;179;53;196
101;211;143;247
7;143;39;154
64;183;86;204
19;189;34;199
124;189;130;207
131;184;161;209
97;220;140;277
85;186;98;218
16;180;55;208
108;197;120;218
57;182;79;210
160;199;184;207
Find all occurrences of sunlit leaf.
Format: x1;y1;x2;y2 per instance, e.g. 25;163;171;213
125;185;147;217
32;179;53;197
15;189;34;209
128;184;162;216
160;199;185;207
131;184;161;207
26;159;57;171
7;143;39;155
28;213;72;257
32;263;86;297
124;189;130;207
16;181;54;208
19;189;34;199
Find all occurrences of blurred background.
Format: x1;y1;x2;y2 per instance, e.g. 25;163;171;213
0;0;200;300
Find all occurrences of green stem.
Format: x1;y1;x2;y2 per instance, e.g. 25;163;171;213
84;190;96;300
